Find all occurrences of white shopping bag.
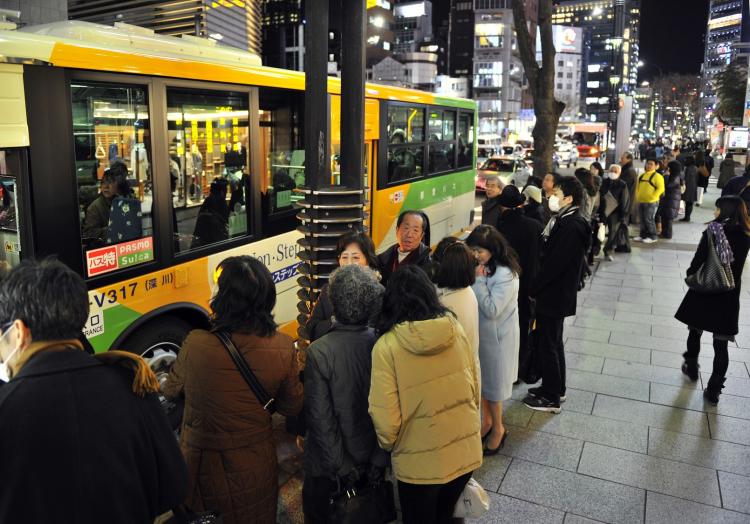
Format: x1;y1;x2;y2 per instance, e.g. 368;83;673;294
454;477;490;518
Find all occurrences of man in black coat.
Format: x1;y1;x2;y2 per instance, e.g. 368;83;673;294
302;265;389;521
523;177;591;413
599;165;631;259
721;165;750;209
0;259;187;524
496;185;543;380
481;176;504;228
619;152;638;224
377;210;431;285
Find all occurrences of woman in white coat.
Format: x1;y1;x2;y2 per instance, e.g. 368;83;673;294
467;225;520;455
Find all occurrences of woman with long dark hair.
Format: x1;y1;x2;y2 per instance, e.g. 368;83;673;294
676;196;750;404
657;161;684;239
305;231;380;341
681;155;699;222
163;256;303;523
695;150;710;205
466;225;520;455
369;265;481;524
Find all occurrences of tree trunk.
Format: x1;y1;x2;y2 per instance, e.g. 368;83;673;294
512;0;565;178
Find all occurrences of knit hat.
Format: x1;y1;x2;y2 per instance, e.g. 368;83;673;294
523;185;542;204
497;185;526;208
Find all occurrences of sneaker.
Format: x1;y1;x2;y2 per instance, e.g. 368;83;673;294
643;238;657;244
522;394;561;413
528;386;566;403
633;236;643;242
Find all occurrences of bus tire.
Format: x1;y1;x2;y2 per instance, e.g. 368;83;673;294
122;315;191;431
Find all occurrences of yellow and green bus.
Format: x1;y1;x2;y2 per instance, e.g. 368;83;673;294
0;20;476;373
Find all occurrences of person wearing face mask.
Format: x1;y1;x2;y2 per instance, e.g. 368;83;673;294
524;177;591;413
0;259;187;524
305;231;381;342
377;210;432;286
481;175;505;228
599;164;631;260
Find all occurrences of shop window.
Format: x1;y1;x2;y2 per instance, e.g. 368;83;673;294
0;149;24;269
167;88;250;253
71;82;155;278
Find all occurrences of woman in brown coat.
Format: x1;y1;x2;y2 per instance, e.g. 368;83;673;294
163;256;303;524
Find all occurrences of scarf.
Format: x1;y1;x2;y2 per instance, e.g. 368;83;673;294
708;222;734;266
542;205;580;240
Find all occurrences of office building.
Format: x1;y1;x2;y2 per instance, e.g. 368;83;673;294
262;0;302;69
392;1;433;54
537;25;584;120
700;0;750;128
0;0;67;25
552;0;641;123
632;84;655;138
68;0;263;54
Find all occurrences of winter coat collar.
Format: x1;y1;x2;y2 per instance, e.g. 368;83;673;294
392;316;458;356
13;342;98;380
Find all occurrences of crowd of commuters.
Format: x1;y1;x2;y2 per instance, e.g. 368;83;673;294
1;141;749;524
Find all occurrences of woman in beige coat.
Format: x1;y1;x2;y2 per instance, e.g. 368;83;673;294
369;265;482;524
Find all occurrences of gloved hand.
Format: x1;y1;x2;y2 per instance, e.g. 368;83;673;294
366;464;385;485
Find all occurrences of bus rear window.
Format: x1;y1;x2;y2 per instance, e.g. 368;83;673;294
71;82;155;278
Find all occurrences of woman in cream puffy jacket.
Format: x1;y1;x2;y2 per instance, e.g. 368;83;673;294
369;265;482;524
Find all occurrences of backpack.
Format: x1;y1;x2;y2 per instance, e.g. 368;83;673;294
639;172;658;190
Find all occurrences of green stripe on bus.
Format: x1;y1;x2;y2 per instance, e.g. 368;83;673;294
432;96;476;110
89;305;141;353
400;169;475;209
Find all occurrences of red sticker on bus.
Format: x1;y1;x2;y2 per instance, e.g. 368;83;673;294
86;245;119;277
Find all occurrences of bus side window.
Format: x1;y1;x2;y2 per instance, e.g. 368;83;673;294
70;82;155;279
458;113;474;169
0;149;24;270
166;88;250;253
258;87;304;236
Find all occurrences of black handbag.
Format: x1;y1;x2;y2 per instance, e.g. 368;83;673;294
685;230;735;294
328;480;396;524
214;330;276;414
165;506;222;524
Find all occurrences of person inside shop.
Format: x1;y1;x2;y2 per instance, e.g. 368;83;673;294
81;161;130;245
191;178;230;249
377;210;431;285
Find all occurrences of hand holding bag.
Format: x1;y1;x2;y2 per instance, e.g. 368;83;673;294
328;478;396;524
453;478;490;518
685;225;735;294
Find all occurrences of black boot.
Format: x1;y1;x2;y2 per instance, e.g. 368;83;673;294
703;375;726;405
681;356;700;382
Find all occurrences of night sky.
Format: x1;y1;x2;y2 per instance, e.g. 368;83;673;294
639;0;710;79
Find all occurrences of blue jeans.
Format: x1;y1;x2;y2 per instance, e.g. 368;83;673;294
639;203;658;239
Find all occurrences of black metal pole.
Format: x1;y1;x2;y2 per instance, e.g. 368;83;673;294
304;0;330;190
340;0;366;190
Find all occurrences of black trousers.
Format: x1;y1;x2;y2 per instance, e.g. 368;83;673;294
536;314;566;403
685;329;729;380
658;209;674;239
518;298;531;371
398;472;472;524
684;201;694;221
302;476;336;524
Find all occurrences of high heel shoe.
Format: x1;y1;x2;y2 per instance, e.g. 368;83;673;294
483;430;509;456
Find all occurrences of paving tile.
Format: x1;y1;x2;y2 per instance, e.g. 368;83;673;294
473;453;512;493
614;310;682;327
566;352;605;374
727;346;750;364
645;492;750;524
592;395;710;437
499;459;645;524
494;425;584;472
648;428;750;477
574;308;617;320
649;382;750;421
528;410;648;453
650;324;693;341
563;515;605;524
582;297;646;312
566;369;650;401
701;373;750;398
479;492;565;524
503;399;534;428
601;359;701;389
577;442;721;506
609;331;687;353
563;325;612;343
718;471;750;514
708;413;750;446
565;339;651;364
649;350;750;379
574;317;643;334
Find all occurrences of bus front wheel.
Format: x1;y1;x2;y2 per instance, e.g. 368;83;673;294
123;315;192;431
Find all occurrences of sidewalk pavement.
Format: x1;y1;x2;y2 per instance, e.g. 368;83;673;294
277;179;750;524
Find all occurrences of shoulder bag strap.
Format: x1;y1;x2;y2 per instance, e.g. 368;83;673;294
214;330;276;413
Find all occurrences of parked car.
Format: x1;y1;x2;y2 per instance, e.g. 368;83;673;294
576;144;602;160
524;149;560;172
555;143;579;168
476;156;533;192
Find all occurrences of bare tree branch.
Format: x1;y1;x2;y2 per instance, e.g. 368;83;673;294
538;0;556;81
512;0;539;94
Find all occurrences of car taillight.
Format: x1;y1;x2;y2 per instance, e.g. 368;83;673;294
591;147;599;154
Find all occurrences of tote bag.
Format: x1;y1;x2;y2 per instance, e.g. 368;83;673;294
685;229;735;294
453;478;490;519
